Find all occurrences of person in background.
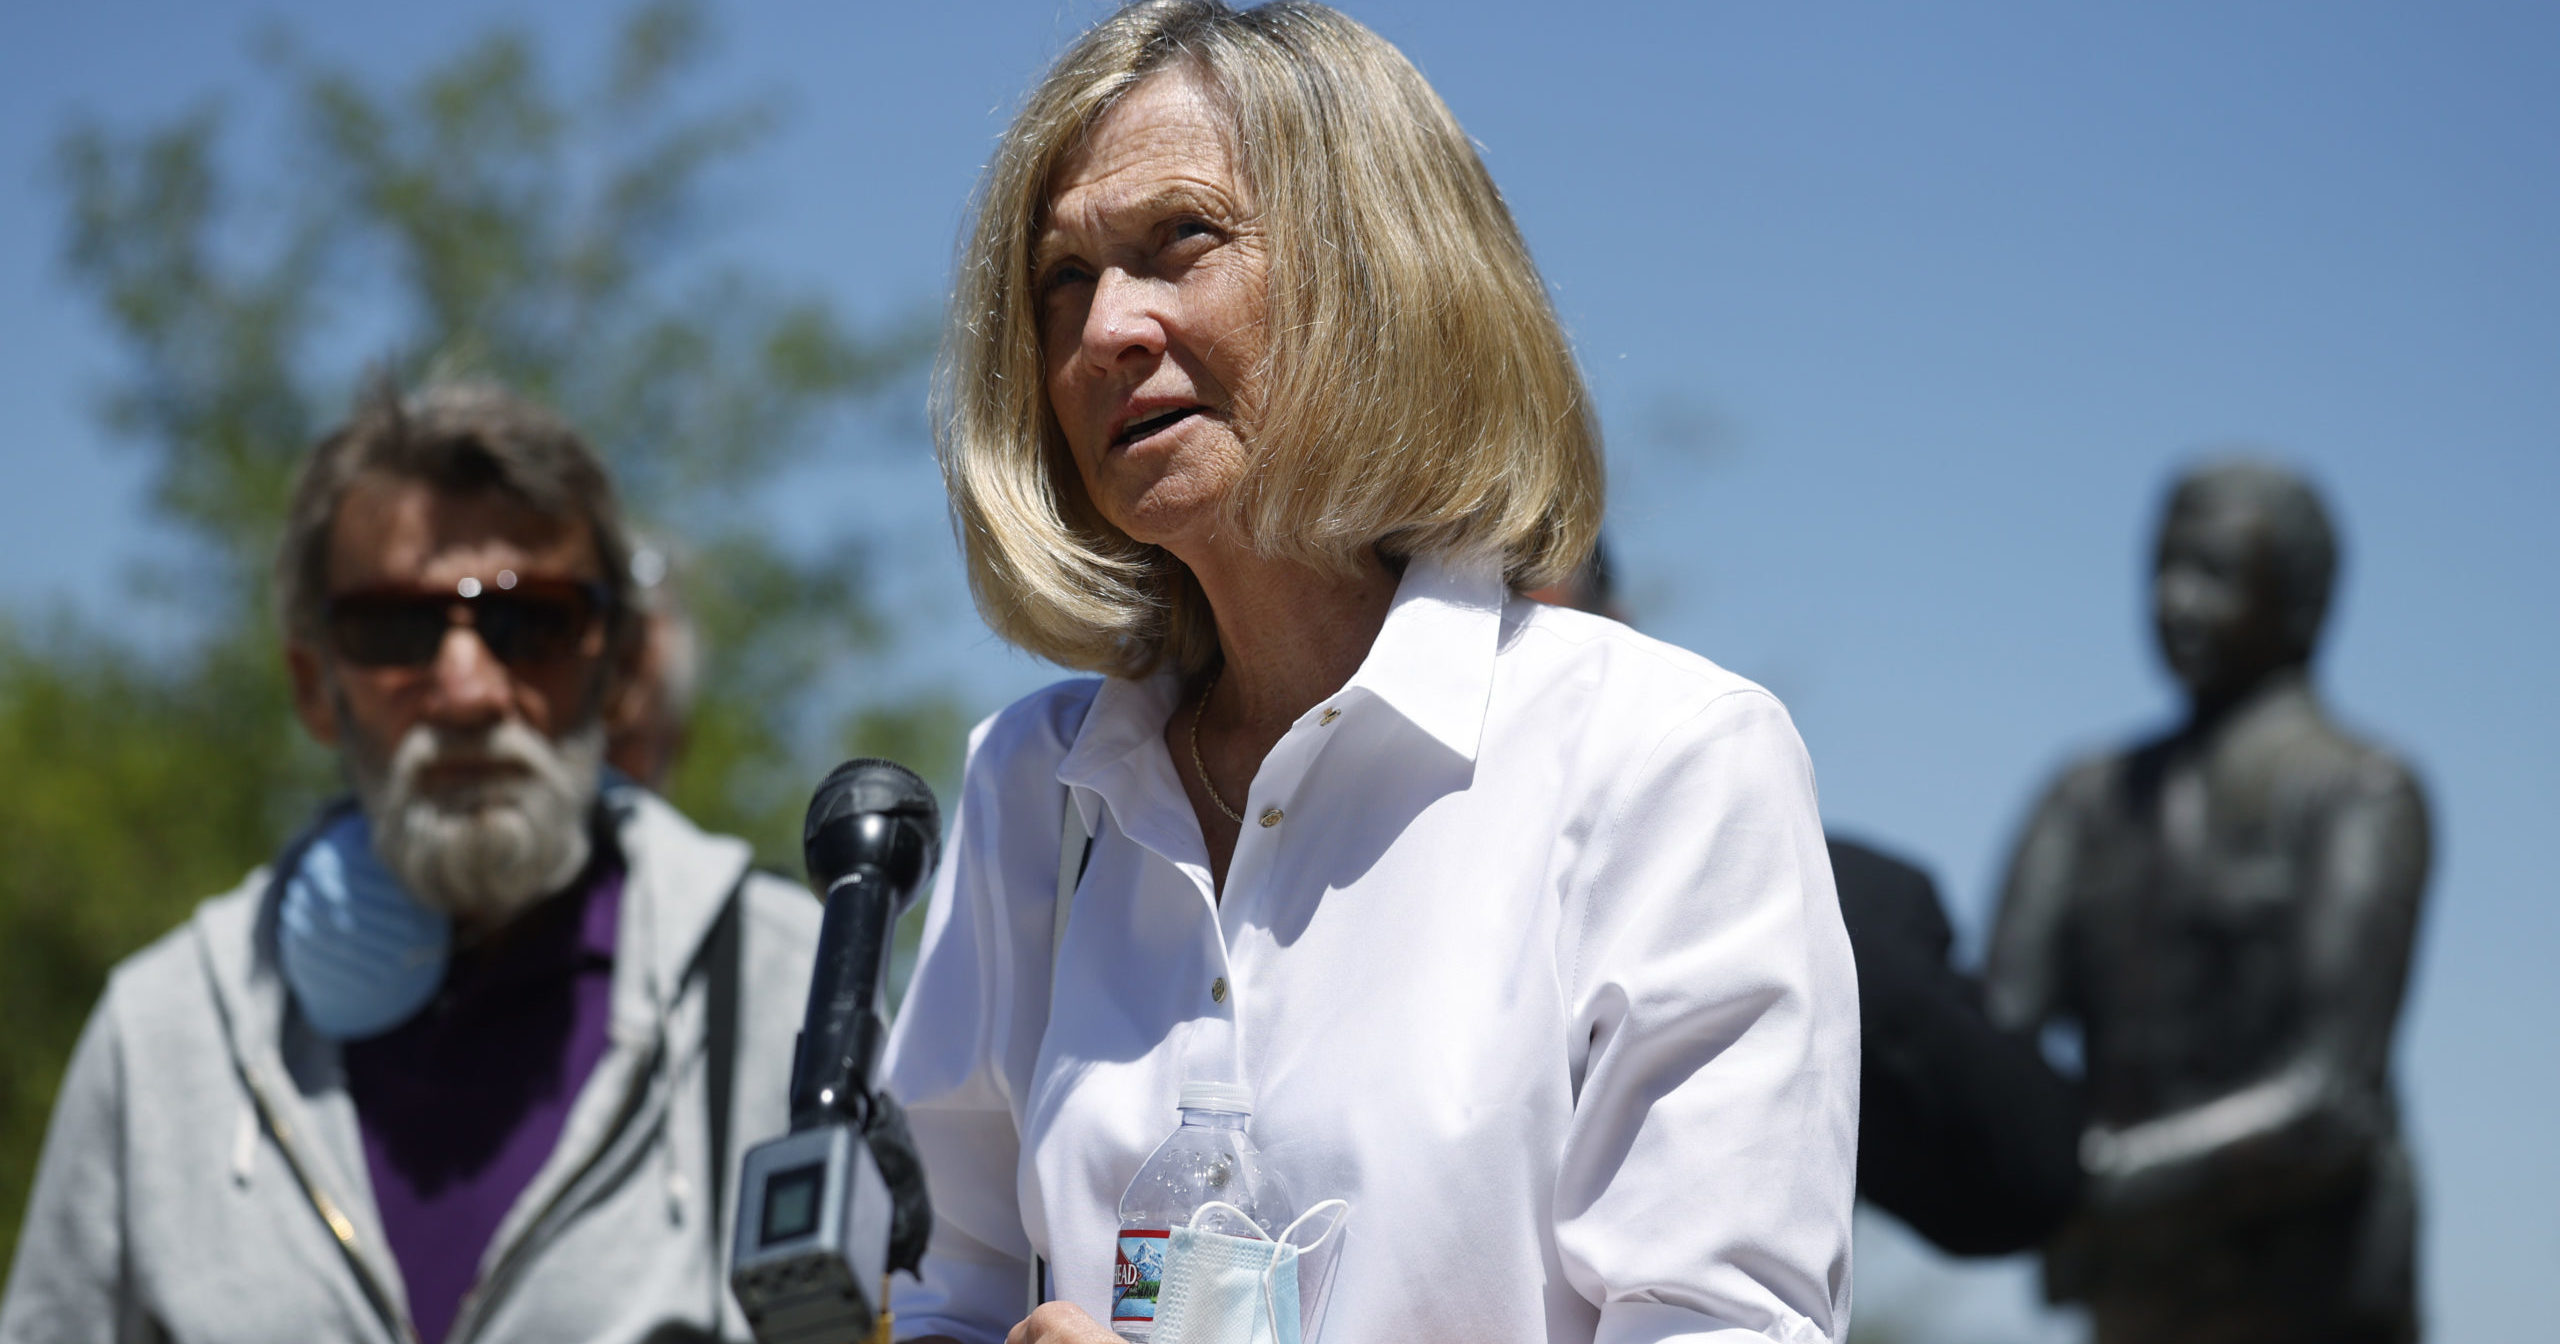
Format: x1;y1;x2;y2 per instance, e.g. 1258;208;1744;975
1827;837;2082;1254
1;381;820;1344
1522;532;1628;624
607;539;701;791
885;3;1857;1341
1528;544;2084;1256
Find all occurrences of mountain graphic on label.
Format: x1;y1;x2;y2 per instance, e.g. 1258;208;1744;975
1112;1229;1170;1323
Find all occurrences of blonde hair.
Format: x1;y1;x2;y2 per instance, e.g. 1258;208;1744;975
939;0;1603;677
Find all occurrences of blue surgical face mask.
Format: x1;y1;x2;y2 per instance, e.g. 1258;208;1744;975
1154;1200;1349;1344
277;810;450;1041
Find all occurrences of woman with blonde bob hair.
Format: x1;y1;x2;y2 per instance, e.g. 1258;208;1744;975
886;4;1857;1342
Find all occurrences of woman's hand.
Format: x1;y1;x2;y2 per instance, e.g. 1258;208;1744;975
1005;1301;1122;1344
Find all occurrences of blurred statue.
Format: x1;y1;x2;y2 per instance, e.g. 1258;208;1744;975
1986;461;2432;1344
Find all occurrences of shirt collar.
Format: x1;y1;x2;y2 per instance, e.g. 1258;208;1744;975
1058;673;1178;790
1055;550;1507;800
1336;551;1505;764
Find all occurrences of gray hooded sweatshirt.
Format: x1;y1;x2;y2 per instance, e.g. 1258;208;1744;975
0;786;821;1344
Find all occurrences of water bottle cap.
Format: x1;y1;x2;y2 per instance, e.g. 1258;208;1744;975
1177;1080;1254;1115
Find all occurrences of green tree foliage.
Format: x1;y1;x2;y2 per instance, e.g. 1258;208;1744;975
0;1;956;1264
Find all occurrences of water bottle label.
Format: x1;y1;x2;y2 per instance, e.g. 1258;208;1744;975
1112;1229;1170;1325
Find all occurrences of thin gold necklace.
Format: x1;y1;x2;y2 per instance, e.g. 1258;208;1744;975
1187;666;1243;823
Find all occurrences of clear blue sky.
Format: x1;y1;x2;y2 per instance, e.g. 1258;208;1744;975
3;3;2552;1339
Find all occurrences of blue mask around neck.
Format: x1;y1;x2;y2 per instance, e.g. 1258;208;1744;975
1154;1200;1350;1344
277;810;450;1041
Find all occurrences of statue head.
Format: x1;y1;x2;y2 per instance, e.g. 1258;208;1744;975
2152;459;2338;707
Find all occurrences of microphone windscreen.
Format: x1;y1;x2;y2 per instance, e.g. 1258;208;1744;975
802;759;942;897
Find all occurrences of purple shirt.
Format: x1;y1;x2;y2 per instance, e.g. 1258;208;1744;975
345;867;623;1344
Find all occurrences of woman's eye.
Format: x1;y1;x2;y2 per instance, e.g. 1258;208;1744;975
1041;263;1093;293
1168;218;1218;245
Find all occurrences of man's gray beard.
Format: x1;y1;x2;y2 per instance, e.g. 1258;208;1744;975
348;716;605;927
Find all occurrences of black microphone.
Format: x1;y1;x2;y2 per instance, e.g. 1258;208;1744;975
791;758;941;1129
731;760;941;1344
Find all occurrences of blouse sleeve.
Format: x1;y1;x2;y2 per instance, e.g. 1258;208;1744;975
881;699;1068;1344
1554;688;1859;1344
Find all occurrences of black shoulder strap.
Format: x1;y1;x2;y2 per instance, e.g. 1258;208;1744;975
1032;792;1096;1311
703;880;745;1260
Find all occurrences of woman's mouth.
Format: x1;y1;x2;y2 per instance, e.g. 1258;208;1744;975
1112;406;1201;447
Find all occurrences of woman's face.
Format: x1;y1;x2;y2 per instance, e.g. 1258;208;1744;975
1037;67;1269;558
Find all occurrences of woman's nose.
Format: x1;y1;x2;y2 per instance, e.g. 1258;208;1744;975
1082;269;1167;367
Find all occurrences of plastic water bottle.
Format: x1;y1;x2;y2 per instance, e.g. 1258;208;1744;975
1110;1081;1294;1341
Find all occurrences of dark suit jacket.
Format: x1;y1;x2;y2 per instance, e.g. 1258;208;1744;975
1830;836;2083;1256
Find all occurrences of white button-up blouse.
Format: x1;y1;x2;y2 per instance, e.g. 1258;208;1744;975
883;557;1858;1343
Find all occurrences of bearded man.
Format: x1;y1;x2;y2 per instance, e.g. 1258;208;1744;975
2;383;822;1344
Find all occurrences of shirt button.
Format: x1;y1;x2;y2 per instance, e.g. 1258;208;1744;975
1210;977;1229;1004
1258;807;1283;828
1319;707;1340;725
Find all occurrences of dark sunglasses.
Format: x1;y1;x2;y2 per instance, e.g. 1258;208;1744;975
322;574;611;670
